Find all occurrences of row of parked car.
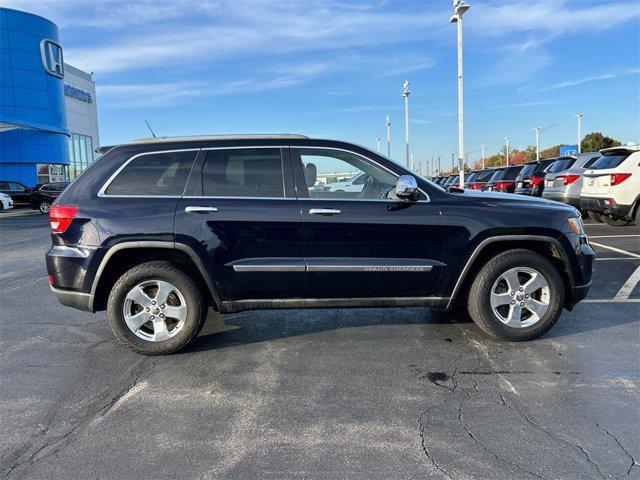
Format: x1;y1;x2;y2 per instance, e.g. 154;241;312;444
432;145;640;228
0;181;69;214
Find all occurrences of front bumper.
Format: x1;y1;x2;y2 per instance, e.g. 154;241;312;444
580;197;633;219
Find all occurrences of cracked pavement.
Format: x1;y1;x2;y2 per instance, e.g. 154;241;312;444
0;214;638;479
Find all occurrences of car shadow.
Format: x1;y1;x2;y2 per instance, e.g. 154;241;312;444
184;307;472;353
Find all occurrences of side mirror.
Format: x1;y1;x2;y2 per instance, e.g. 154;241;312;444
396;175;419;200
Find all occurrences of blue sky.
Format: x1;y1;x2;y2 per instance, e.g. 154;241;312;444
9;0;640;171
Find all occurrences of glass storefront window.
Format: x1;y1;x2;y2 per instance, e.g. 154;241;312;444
68;133;96;180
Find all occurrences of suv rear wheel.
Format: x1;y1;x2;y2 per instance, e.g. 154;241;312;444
467;249;564;341
602;215;630;227
586;211;603;223
107;262;207;355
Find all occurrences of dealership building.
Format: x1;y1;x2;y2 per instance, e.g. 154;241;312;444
0;7;100;187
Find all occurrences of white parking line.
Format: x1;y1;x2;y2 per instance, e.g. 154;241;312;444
615;265;640;300
590;242;640;259
582;298;640;303
596;257;640;261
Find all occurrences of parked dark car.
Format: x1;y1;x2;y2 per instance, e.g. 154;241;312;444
436;176;450;186
0;180;32;205
30;182;69;214
443;174;460;189
462;171;478;187
484;166;524;193
514;159;556;196
46;135;594;355
466;168;495;190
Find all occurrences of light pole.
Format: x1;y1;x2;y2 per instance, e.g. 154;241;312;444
575;113;584;153
410;152;415;171
403;81;411;167
505;136;510;166
450;0;471;185
534;123;557;161
376;137;381;152
481;144;485;169
385;115;391;157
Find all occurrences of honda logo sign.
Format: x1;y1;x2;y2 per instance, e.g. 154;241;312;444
40;39;64;78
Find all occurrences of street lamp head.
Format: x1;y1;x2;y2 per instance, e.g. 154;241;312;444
403;80;410;96
386;115;391;125
449;14;458;23
456;2;471;16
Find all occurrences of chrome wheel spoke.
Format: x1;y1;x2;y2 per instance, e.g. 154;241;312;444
525;298;548;320
127;286;153;308
501;269;521;293
505;304;522;327
154;280;175;306
152;317;170;341
125;311;150;332
163;305;187;322
523;272;546;295
491;292;512;308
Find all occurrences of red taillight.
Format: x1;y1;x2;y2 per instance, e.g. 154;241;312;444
531;176;544;187
556;174;580;185
48;275;54;286
494;181;513;191
49;205;78;233
468;183;482;190
610;173;631;186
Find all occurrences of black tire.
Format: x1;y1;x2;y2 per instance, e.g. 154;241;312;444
38;200;51;214
467;249;564;341
601;215;630;227
107;261;207;355
587;211;603;223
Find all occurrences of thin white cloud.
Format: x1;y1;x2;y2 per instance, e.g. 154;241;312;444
538;68;640;92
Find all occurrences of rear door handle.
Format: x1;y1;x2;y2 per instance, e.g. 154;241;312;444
185;206;218;214
309;208;341;216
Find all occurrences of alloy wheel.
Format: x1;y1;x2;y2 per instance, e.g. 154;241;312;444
122;280;188;342
490;267;550;328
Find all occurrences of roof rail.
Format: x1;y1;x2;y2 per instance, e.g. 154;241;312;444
127;134;309;144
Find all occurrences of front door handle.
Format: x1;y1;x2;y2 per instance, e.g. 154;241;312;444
185;206;218;214
309;208;341;216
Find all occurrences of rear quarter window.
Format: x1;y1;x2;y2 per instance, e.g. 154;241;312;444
104;151;196;196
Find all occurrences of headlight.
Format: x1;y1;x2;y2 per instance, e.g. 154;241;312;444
568;217;584;235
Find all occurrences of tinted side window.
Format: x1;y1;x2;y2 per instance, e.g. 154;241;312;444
201;148;284;197
106;151;196;196
518;164;536;177
547;158;576;173
504;167;522;180
8;182;27;191
489;170;504;181
298;148;398;200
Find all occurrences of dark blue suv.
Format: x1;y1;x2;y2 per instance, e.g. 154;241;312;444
47;135;594;354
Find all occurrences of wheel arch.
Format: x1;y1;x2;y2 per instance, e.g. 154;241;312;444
90;241;222;312
446;235;574;311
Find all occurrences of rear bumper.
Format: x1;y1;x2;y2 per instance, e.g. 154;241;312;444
50;286;94;312
580;197;633;219
543;191;580;208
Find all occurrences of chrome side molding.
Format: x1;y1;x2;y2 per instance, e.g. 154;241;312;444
185;206;218;213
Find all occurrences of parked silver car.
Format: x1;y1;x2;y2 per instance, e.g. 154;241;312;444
542;152;601;209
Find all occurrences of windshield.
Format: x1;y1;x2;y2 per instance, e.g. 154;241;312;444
590;152;631;170
547;158;576;173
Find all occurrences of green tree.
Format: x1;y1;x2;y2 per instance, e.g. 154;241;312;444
581;132;621;152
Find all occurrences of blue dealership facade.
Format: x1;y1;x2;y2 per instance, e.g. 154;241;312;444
0;8;99;187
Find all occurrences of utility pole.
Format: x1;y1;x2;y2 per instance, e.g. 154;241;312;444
438;155;441;175
410;152;415;171
376;137;381;152
481;144;485;169
450;0;471;185
505;136;510;166
575;113;584;153
451;153;455;171
385;115;391;157
403;81;411;167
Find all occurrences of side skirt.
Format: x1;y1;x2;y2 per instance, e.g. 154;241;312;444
221;296;449;314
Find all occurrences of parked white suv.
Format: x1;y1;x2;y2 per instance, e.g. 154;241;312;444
581;145;640;227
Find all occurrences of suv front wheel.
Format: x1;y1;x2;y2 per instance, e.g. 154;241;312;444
107;262;207;355
467;249;564;341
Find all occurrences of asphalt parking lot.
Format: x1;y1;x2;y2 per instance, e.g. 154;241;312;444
0;212;638;479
